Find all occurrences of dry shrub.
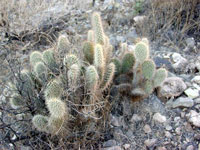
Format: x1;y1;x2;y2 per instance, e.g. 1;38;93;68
136;0;200;49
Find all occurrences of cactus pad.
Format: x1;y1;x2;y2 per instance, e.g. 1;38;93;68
83;41;94;64
134;42;149;63
63;54;78;68
121;53;135;74
153;68;167;87
32;115;49;132
30;51;43;66
85;65;99;90
141;60;155;80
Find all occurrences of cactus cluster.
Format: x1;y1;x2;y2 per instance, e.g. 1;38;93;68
114;40;167;98
8;12;167;138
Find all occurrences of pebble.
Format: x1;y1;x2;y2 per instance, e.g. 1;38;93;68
172;97;194;108
191;76;200;84
165;131;172;138
175;127;181;135
110;115;121;127
123;144;131;150
143;124;152;133
103;140;117;148
186;145;194;150
157;147;167;150
194;97;200;103
102;146;122;150
144;139;157;147
187;110;200;127
186;37;195;48
172;53;188;71
158;77;187;98
130;114;142;123
153;113;167;123
165;125;172;131
184;88;199;99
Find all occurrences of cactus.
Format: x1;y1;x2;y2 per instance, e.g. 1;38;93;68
32;115;49;132
153;68;167;87
85;65;99;91
45;79;63;99
34;62;48;82
141;60;155;80
111;58;121;75
83;41;94;64
144;80;153;95
30;51;43;66
101;63;115;90
46;98;66;118
94;44;105;78
105;44;113;64
67;64;80;87
87;30;94;42
47;116;64;134
10;94;24;109
57;34;70;52
42;49;57;71
92;12;105;45
121;53;135;74
63;54;79;68
134;41;149;63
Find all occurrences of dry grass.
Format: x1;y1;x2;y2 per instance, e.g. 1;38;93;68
137;0;200;49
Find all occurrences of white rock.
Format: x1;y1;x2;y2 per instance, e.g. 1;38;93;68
186;145;194;150
144;139;157;147
158;77;187;98
192;76;200;84
172;97;194;108
172;53;183;63
143;124;152;133
193;83;200;91
103;146;122;150
172;53;188;71
130;114;142;123
184;88;199;99
123;144;131;150
153;113;167;123
110;115;121;127
188;110;200;127
194;98;200;104
133;16;146;24
186;37;195;48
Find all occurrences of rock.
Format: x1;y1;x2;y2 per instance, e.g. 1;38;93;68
130;114;142;123
194;98;200;104
184;88;199;99
186;37;195;48
187;110;200;127
143;124;151;133
191;76;200;84
144;139;157;147
165;125;172;131
102;146;122;150
103;140;117;148
157;147;167;150
133;16;146;24
110;115;122;127
172;53;188;71
116;36;125;43
172;97;194;108
175;127;181;135
186;145;194;150
158;77;187;98
165;131;172;138
153;113;166;123
126;29;138;41
123;144;131;150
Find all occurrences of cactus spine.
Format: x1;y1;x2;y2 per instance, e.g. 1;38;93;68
86;65;99;91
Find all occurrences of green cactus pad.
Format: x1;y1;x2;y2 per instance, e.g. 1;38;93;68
121;53;135;74
121;43;128;53
153;68;167;87
42;49;57;71
87;30;94;42
34;62;47;82
144;80;154;95
83;41;94;64
92;12;105;45
67;64;80;87
134;41;149;63
46;98;66;118
32;115;49;132
63;54;78;68
141;60;155;80
30;51;43;66
111;58;121;75
10;94;24;109
101;63;115;90
85;65;99;90
57;34;70;52
45;79;62;99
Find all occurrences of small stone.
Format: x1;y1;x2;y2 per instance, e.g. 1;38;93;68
186;37;195;48
188;110;200;127
191;76;200;84
103;140;117;148
130;114;142;123
172;53;188;71
102;146;122;150
133;16;146;24
158;77;187;98
172;97;194;108
144;139;157;147
193;83;200;90
165;125;172;131
123;144;131;150
157;147;167;150
165;131;172;138
194;98;200;104
143;124;152;133
110;115;121;127
186;145;194;150
184;88;199;99
153;113;166;123
175;127;181;135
